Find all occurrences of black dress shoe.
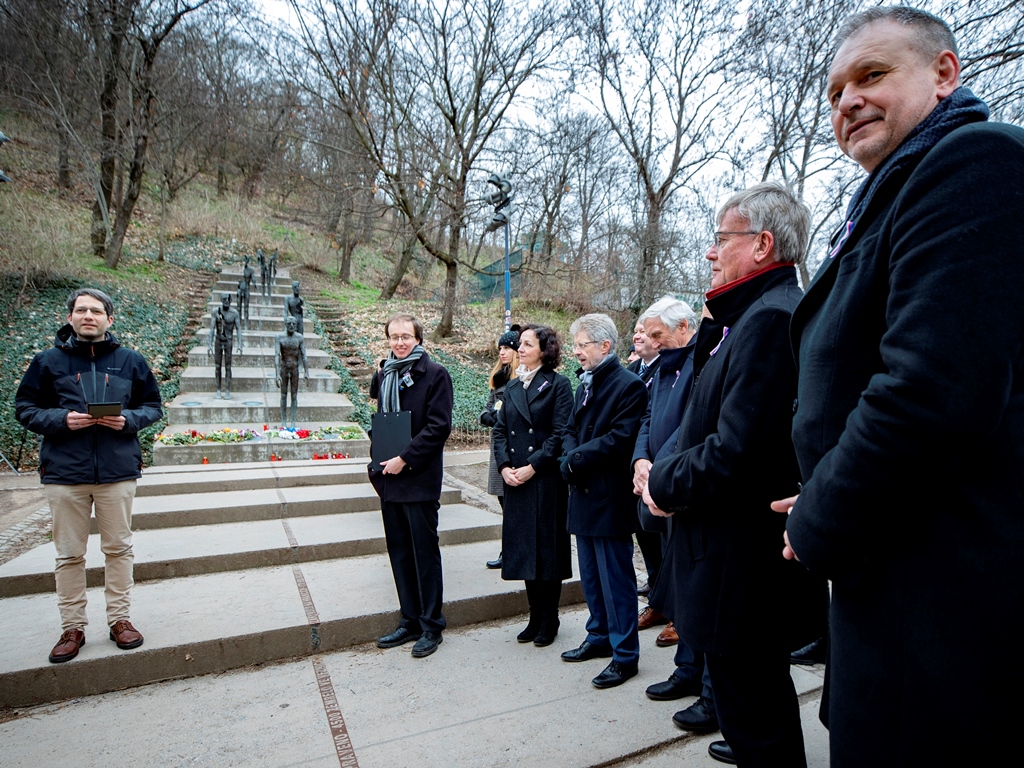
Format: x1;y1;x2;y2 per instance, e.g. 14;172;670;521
708;741;736;765
411;632;442;658
645;670;702;701
486;553;502;569
560;640;614;662
790;636;827;665
672;696;719;733
377;626;422;649
592;660;638;689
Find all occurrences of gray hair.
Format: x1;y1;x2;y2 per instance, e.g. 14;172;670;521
639;295;697;332
66;288;114;317
569;313;618;353
836;6;958;60
718;182;811;265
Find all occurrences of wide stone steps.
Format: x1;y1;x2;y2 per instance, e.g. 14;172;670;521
0;503;498;597
187;344;331;368
134;460;374;495
0;540;581;708
179;365;337;392
190;329;324;350
164;389;352;423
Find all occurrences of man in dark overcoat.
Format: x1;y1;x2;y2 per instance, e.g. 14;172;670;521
560;313;647;689
369;313;453;658
644;183;825;767
780;7;1024;765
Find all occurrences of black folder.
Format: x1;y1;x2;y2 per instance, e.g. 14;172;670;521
370;411;412;464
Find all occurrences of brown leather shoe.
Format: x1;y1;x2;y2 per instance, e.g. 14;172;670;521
49;628;85;663
109;620;144;650
638;605;669;630
656;621;679;647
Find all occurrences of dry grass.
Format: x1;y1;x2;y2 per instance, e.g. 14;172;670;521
0;186;88;284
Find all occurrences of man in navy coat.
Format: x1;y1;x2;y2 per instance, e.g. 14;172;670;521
560;313;647;689
780;7;1024;765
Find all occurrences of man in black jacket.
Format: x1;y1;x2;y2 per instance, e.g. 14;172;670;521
369;313;453;658
16;288;162;663
644;184;824;766
560;313;647;689
780;7;1024;765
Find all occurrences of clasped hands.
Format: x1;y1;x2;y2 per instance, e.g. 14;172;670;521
66;411;125;431
501;464;535;487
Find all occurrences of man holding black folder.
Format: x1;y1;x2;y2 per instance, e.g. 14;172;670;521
15;288;162;663
369;313;453;658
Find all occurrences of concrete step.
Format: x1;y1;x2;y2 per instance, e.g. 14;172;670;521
164;390;354;425
136;456;373;495
151;434;369;465
114;481;461;531
179;366;338;393
191;330;323;350
0;540;583;708
0;503;500;597
187;345;331;368
219;267;292;283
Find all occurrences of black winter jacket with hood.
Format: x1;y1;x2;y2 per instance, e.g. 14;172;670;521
15;326;163;485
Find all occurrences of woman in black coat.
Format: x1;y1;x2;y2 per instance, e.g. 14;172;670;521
493;325;574;647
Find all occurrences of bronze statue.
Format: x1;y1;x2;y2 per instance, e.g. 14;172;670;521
269;248;278;282
208;293;243;400
284;280;305;334
257;248;270;301
241;256;255;320
275;315;309;428
237;278;250;327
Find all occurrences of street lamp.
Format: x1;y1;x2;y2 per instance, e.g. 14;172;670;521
485;173;515;330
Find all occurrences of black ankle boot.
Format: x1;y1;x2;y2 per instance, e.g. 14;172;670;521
533;613;560;647
517;614;541;643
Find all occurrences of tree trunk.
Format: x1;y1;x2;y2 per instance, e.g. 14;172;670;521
380;235;416;299
432;257;458;340
105;128;149;269
158;181;167;262
217;144;228;197
57;124;71;192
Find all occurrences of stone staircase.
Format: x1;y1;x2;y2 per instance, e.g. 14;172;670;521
153;267;369;464
0;266;584;710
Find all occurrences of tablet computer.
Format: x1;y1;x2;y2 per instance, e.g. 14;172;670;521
88;402;122;417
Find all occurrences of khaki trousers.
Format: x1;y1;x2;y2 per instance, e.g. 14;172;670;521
45;480;137;630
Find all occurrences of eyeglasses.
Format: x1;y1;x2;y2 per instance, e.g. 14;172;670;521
388;334;416;343
572;340;599;351
72;307;107;317
713;230;760;247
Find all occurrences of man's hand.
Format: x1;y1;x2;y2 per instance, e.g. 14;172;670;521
633;458;652;495
96;415;126;431
380;455;407;475
276;377;282;389
770;494;800;561
641;482;672;517
65;410;97;430
207;346;213;357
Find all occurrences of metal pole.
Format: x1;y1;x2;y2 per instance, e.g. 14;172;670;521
503;221;511;331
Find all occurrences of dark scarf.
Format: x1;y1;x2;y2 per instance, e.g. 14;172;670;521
380;345;425;412
828;86;989;261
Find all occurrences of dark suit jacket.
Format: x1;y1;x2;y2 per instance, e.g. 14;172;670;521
368;352;453;503
787;121;1024;763
647;265;823;657
493;368;574;580
562;355;646;537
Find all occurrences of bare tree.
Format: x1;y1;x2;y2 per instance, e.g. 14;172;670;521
291;0;566;338
575;0;746;310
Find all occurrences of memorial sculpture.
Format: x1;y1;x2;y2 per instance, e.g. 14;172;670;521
208;293;243;400
284;280;305;334
236;278;250;327
269;248;278;282
275;315;309;428
257;248;271;301
242;256;256;314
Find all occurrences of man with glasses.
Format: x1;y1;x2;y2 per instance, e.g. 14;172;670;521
16;288;162;663
369;313;453;658
560;313;647;689
643;184;825;766
780;7;1024;764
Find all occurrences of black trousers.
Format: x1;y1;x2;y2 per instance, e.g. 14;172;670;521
380;500;446;634
705;648;807;768
635;529;664;590
524;579;561;617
